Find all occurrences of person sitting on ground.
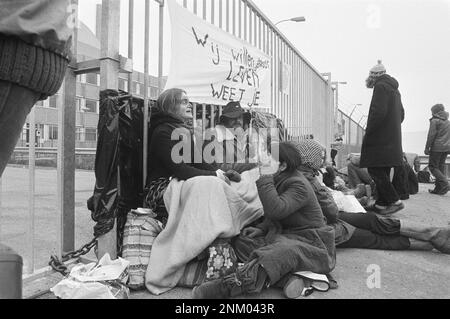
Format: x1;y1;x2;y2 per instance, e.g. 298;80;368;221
145;88;232;223
202;101;258;174
322;165;371;205
346;153;375;189
424;103;450;195
294;139;450;254
192;142;336;299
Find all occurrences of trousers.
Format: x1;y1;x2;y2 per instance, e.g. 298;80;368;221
0;81;41;176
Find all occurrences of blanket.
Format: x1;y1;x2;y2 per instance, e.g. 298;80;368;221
145;168;264;295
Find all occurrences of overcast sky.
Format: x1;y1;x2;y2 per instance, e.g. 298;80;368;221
78;0;450;134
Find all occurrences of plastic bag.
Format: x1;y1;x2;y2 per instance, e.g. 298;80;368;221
51;254;130;299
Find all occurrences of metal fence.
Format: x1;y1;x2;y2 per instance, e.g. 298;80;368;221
1;0;344;283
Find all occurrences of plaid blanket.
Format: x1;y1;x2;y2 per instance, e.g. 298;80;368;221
122;209;163;290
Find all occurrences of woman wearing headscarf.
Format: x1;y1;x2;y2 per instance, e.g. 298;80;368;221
145;88;229;223
192;142;336;299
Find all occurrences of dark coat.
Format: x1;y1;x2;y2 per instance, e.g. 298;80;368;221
425;111;450;153
255;170;327;231
360;74;405;168
146;109;216;186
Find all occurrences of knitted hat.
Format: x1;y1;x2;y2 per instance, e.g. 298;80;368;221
369;60;386;77
292;139;326;171
431;104;445;114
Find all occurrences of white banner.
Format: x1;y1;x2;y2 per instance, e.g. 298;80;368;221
165;0;272;108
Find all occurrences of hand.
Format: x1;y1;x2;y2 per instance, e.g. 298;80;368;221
216;169;231;185
225;170;241;182
242;227;264;238
258;156;280;176
424;149;430;155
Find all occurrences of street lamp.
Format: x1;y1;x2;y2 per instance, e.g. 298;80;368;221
331;81;347;113
275;16;306;26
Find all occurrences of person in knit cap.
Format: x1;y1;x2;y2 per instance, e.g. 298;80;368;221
425;104;450;195
360;60;406;215
0;0;72;177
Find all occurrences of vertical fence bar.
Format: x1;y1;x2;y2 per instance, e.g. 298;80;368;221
238;0;242;38
97;0;121;260
183;0;187;7
202;104;206;135
203;0;206;20
193;103;197;128
128;0;134;93
219;0;223;28
211;0;215;24
231;0;235;35
57;0;78;260
143;0;150;188
158;0;164;93
242;1;246;40
226;0;230;32
27;107;36;274
193;0;198;14
248;8;252;44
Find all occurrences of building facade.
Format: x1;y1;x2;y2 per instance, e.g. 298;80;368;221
17;22;165;149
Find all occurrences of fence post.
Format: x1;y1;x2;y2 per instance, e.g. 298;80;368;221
97;0;121;260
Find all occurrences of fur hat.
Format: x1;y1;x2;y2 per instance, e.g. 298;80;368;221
369;60;386;77
431;104;445;114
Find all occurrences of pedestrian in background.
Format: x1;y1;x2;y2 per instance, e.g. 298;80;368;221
0;0;72;177
424;104;450;195
360;60;405;215
330;135;343;167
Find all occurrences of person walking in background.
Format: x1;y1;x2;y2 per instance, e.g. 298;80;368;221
0;0;72;177
424;104;450;195
360;60;405;215
330;135;343;167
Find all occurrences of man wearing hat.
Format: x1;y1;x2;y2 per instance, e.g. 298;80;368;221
203;101;257;173
425;103;450;195
360;60;406;215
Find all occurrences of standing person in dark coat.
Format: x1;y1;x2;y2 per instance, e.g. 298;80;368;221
424;104;450;195
360;60;405;215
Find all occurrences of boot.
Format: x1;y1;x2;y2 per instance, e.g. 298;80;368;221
400;220;450;254
192;259;268;299
408;239;433;251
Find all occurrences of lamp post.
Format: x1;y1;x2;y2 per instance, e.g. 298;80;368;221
331;81;347;114
275;16;306;26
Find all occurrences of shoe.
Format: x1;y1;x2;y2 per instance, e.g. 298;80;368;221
283;275;306;299
376;202;404;215
437;186;450;195
192;259;265;299
192;275;238;299
429;189;441;194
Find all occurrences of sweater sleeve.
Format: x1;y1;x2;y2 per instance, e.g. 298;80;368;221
308;177;339;224
155;128;216;180
256;175;308;221
425;119;438;152
366;85;388;135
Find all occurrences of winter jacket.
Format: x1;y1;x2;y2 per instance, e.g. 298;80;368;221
425;111;450;153
255;170;327;231
146;109;216;186
0;0;72;99
360;74;405;168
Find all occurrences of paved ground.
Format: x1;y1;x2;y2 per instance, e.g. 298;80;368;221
1;165;449;299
